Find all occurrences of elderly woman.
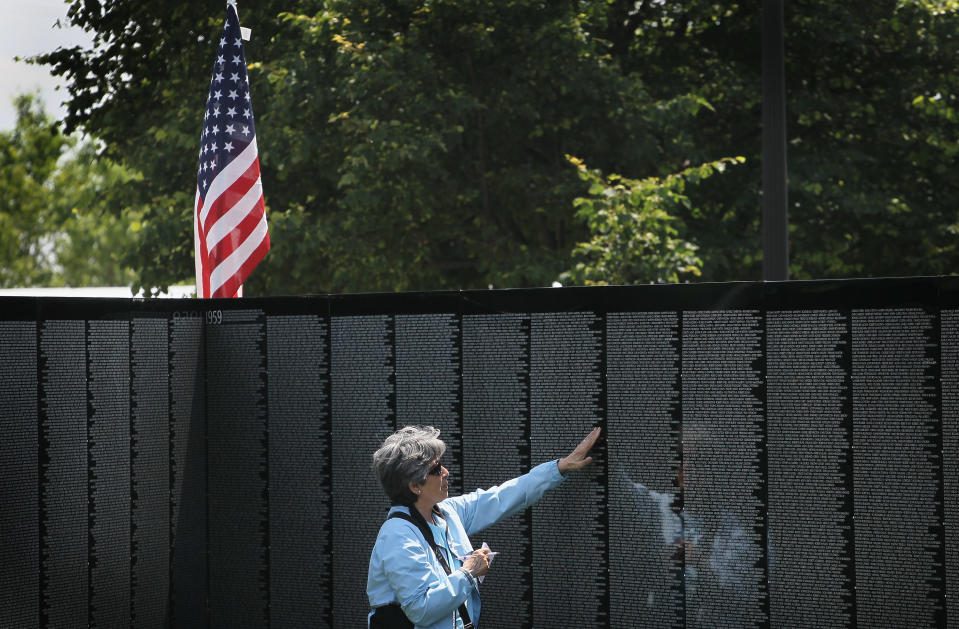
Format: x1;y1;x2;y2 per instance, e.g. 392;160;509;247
367;425;600;629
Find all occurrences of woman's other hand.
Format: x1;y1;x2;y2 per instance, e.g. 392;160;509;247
462;548;492;578
557;427;601;474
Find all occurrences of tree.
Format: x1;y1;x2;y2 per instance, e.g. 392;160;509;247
0;93;138;288
35;1;959;291
0;94;65;286
562;155;744;285
35;0;714;293
602;0;959;279
50;139;143;287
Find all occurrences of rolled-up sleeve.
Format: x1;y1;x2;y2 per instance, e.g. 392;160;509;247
443;460;566;535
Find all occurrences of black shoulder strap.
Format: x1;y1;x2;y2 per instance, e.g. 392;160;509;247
388;509;474;629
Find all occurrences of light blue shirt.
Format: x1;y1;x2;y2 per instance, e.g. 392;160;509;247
367;460;567;629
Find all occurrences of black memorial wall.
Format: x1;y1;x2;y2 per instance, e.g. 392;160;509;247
1;277;958;628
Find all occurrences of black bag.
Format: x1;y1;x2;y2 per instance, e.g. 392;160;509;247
370;602;413;629
369;507;474;629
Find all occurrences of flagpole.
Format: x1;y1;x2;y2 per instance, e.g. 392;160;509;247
230;0;244;301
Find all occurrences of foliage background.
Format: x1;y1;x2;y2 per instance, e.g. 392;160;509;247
4;0;957;293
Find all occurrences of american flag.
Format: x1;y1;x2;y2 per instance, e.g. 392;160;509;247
194;2;269;298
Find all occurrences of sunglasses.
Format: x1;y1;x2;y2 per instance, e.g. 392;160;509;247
427;461;444;476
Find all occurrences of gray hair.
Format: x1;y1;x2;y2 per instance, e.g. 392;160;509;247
372;426;447;506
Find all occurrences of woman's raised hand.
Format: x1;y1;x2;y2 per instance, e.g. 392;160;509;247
557;427;601;474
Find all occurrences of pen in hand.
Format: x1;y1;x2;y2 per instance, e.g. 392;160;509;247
458;551;499;562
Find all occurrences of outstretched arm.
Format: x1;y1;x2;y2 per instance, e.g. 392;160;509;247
445;426;601;534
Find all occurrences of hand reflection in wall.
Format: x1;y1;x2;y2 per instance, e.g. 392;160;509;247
615;463;758;626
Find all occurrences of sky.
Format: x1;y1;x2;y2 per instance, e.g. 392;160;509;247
0;0;92;130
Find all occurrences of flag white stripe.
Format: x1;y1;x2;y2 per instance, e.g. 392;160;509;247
208;211;269;294
199;138;259;227
205;175;263;251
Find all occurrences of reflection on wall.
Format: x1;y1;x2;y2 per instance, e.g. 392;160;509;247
1;278;957;628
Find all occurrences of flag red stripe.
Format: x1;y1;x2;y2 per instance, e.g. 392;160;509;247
199;139;259;228
210;223;270;298
207;195;266;266
208;209;269;294
201;159;260;237
199;156;267;298
205;176;262;253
